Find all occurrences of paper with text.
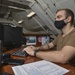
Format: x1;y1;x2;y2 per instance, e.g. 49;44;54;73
12;60;69;75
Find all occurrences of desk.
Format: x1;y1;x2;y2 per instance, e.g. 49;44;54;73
1;48;75;75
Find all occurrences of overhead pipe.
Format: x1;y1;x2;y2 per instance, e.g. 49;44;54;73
0;4;26;11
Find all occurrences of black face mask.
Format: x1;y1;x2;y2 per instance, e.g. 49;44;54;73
54;20;67;29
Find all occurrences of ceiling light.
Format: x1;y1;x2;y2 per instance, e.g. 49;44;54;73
18;20;24;24
27;12;36;17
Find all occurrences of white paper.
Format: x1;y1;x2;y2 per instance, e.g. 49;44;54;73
12;60;69;75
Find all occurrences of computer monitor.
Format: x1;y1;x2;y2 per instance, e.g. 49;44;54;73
3;25;23;49
0;40;2;67
0;23;3;67
0;23;4;41
0;24;18;75
26;36;36;45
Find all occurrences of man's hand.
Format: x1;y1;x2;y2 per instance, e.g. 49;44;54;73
28;46;37;50
23;46;35;56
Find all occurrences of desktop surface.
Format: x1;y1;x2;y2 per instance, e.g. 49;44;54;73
1;48;75;75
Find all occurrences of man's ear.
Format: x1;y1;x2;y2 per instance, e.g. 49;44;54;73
67;16;72;22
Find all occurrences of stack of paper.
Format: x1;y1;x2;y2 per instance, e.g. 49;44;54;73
12;60;69;75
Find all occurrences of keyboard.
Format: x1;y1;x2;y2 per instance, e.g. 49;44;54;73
0;72;12;75
12;48;28;57
3;58;24;65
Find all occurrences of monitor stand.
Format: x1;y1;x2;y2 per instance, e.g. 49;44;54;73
0;72;12;75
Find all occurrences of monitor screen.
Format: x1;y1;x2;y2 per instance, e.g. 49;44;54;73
3;25;23;48
26;36;36;45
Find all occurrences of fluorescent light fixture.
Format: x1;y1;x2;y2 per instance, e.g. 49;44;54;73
27;12;36;17
8;6;26;11
18;20;24;24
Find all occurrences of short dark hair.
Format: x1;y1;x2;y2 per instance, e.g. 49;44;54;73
56;9;74;24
